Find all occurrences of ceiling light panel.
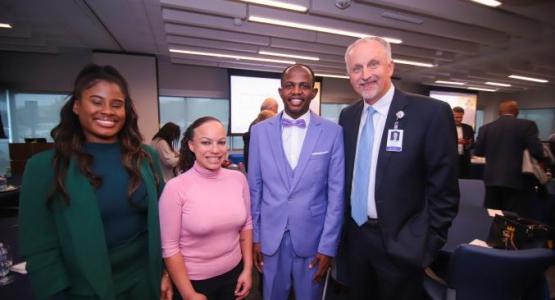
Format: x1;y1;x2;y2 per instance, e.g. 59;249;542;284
485;81;511;87
0;23;12;29
239;0;308;12
170;48;295;64
249;16;403;44
258;50;319;61
469;0;502;8
163;8;316;42
435;80;466;85
393;59;435;68
315;73;349;79
468;87;497;92
270;37;345;56
167;35;259;53
508;75;549;83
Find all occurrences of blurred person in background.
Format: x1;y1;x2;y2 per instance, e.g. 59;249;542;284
243;98;278;171
452;106;474;178
152;122;181;182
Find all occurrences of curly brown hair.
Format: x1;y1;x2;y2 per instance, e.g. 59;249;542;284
50;64;159;205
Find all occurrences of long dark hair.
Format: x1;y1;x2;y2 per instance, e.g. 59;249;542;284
50;64;159;204
152;122;181;151
179;116;221;172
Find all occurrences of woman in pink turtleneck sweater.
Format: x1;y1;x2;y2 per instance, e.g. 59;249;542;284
159;117;253;300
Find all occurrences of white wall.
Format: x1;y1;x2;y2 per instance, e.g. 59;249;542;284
320;77;358;104
158;57;229;99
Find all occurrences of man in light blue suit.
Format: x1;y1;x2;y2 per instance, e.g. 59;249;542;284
248;64;344;300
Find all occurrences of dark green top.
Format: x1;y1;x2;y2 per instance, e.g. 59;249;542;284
85;143;147;248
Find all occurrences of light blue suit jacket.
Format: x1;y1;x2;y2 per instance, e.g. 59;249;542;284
248;112;344;257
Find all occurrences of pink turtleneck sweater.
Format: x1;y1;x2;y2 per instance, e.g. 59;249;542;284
159;162;252;280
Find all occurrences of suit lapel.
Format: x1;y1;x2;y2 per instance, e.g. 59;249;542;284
375;90;409;191
348;101;364;158
345;101;364;186
290;113;322;192
63;159;114;299
139;154;163;291
267;114;292;190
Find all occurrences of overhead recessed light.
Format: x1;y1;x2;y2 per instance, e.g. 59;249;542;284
315;73;349;79
469;0;502;8
468;87;497;92
248;15;403;44
485;81;511;87
169;48;295;64
435;80;465;85
508;74;549;83
239;0;308;12
394;59;435;68
0;23;12;29
259;50;319;61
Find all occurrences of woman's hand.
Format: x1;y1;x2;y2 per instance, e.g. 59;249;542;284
253;243;263;273
160;272;173;300
234;269;252;300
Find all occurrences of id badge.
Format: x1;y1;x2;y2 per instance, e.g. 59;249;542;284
386;129;403;152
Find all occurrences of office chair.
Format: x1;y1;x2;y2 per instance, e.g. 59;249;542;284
442;179;491;252
458;179;486;208
446;244;554;300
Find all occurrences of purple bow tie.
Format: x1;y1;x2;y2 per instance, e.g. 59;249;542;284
281;118;306;128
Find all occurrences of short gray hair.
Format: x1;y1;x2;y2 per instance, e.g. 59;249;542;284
344;37;392;72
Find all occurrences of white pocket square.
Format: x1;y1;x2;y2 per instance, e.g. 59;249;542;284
311;151;329;156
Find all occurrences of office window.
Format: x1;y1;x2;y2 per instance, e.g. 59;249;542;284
230;136;244;151
475;109;484;134
9;92;69;143
321;103;349;123
0;90;7;139
0;91;8;175
159;96;229;131
519;108;555;140
159;96;230;147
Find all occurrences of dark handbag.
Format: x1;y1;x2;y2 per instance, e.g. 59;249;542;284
486;215;554;250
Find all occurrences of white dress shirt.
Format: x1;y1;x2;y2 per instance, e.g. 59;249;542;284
282;111;311;170
456;126;464;155
353;85;395;219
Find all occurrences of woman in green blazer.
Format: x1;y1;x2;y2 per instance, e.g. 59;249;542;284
18;64;172;300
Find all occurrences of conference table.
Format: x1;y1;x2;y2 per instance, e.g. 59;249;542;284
0;177;21;216
0;215;35;300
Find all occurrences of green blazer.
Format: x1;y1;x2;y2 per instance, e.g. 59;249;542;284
19;145;164;300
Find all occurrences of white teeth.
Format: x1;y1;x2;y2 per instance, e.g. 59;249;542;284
96;120;115;127
290;99;303;105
